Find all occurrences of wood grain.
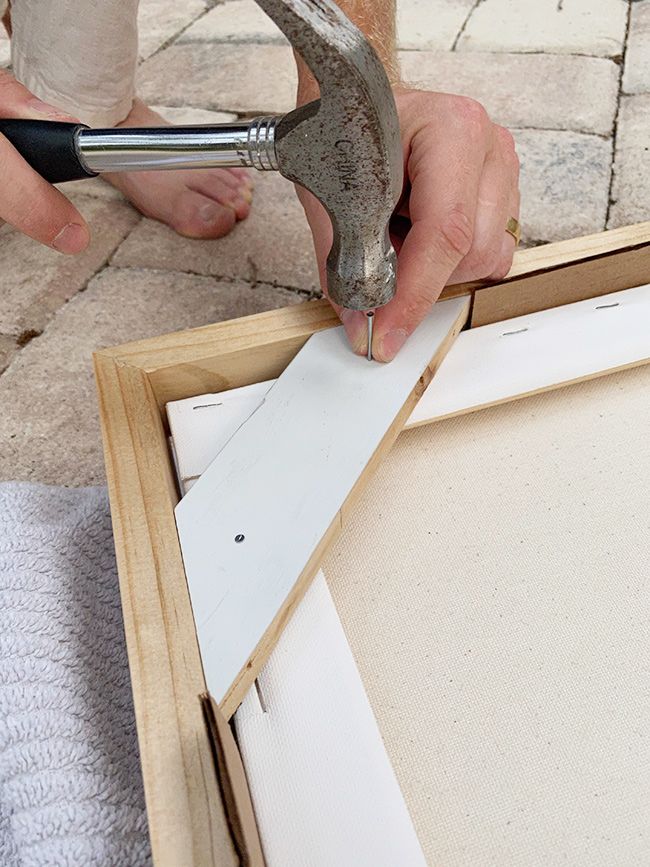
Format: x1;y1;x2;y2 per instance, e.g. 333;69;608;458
94;354;238;867
100;300;341;413
99;222;650;414
471;223;650;326
202;696;266;867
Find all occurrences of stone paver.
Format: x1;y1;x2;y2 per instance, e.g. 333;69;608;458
623;0;650;94
138;43;297;114
0;334;16;374
137;0;207;60
113;172;319;293
0;267;300;485
178;0;475;50
608;94;650;228
178;0;475;56
1;0;648;487
397;0;474;50
58;179;126;203
179;0;287;44
0;195;138;348
514;129;612;242
458;0;628;58
139;43;618;135
400;51;619;136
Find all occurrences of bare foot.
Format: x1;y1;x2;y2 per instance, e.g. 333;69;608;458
105;99;253;239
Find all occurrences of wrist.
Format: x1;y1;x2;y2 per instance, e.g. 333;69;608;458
295;52;319;106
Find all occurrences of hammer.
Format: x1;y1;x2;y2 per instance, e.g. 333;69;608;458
0;0;403;358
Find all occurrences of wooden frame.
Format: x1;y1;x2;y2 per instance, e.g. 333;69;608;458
94;221;650;867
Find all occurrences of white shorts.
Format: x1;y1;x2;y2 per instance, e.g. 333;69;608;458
2;0;138;126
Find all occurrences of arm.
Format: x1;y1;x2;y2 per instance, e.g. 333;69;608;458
295;0;520;361
295;0;400;103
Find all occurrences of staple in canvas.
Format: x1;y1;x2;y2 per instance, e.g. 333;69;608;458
254;679;268;714
502;327;529;336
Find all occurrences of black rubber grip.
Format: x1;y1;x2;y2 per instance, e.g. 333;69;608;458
0;119;97;183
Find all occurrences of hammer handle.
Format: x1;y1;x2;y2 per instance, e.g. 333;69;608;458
0;117;281;182
0;119;95;183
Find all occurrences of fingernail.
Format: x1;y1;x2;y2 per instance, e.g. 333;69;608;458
52;223;88;254
339;309;367;355
375;328;408;362
199;202;221;224
240;188;253;204
26;96;74;121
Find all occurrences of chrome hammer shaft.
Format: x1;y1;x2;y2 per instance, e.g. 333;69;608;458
77;118;281;173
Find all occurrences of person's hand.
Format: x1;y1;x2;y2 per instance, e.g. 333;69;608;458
0;69;90;253
298;89;520;361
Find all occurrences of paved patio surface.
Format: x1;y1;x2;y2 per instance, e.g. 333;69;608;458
0;0;648;485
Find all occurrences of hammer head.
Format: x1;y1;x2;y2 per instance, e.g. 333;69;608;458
254;0;403;311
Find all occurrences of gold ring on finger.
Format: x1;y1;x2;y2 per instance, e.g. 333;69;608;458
506;216;521;246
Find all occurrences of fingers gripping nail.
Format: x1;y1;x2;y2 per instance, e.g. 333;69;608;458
374;328;408;363
339;308;368;355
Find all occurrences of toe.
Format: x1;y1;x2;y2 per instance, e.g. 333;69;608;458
227;167;253;184
190;173;253;221
171;189;237;239
205;169;241;191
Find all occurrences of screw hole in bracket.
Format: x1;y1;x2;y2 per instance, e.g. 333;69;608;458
235;534;245;543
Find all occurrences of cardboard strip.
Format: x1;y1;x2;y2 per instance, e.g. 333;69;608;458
234;573;427;867
174;297;469;715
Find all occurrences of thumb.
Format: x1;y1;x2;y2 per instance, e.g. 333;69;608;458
0;69;90;253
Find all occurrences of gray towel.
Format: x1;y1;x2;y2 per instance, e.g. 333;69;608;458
0;482;151;866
